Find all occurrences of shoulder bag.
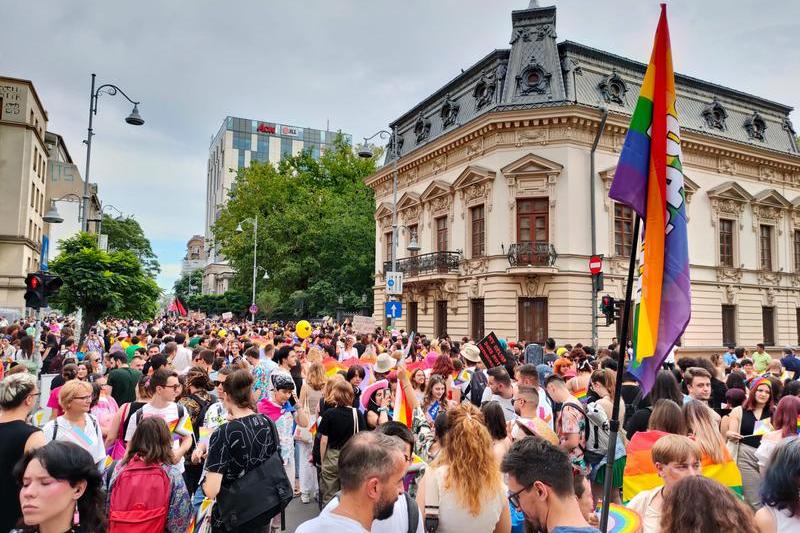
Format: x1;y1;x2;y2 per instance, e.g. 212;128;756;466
423;466;441;533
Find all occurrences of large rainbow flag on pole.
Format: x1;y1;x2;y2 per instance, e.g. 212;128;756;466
608;4;691;393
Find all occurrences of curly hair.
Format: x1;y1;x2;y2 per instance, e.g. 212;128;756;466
659;476;758;533
436;403;502;516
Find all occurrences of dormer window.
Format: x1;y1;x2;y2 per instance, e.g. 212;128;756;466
516;56;551;96
744;112;767;141
598;69;628;105
414;113;431;144
440;94;460;129
701;97;728;130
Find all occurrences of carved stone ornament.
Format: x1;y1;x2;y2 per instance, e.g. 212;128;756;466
516;128;549;147
436;280;459;314
468;278;481;297
718;158;736;175
716;267;743;283
764;287;777;305
387;134;404;158
701;97;728;130
414;112;432;144
521;275;544;298
432;155;446;175
597;69;628;105
510;28;532;44
759;271;781;286
466;138;483;159
430;195;451;214
473;70;497;110
783;117;797;136
744;112;767;141
516;55;551;96
462;257;488;276
724;285;736;305
440;94;460;129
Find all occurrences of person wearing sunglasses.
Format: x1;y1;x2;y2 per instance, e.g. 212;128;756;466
42;380;106;468
123;368;193;474
501;437;601;533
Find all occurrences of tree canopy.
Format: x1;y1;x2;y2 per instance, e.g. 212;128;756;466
101;214;160;278
211;135;378;318
173;269;203;304
49;232;161;339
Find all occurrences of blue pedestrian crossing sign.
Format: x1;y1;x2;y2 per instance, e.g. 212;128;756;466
385;301;402;319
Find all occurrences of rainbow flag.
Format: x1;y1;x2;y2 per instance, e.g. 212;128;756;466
796;415;800;434
623;430;742;503
393;377;413;428
751;419;773;437
608;5;690;394
572;388;588;403
597;503;641;533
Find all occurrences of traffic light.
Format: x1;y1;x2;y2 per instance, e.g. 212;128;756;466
23;272;62;310
600;294;616;326
24;272;45;309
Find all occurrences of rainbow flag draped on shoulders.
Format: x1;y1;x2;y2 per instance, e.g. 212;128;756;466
622;430;742;503
609;4;691;394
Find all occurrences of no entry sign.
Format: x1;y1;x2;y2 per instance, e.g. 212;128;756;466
589;255;602;274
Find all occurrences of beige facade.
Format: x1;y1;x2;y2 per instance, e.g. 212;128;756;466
182;235;207;276
44;132;101;259
364;5;800;356
0;76;49;313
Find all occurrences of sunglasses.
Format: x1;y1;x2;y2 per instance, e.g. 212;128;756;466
213;380;226;387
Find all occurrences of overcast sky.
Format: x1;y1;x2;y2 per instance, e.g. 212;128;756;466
2;0;798;291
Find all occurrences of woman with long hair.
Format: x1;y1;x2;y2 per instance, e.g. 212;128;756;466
409;368;426;404
13;441;106;533
721;376;774;509
684;400;728;464
481;401;510;466
659;476;758;533
647;399;687;435
625;370;683;439
422;375;449;427
296;362;326;504
107;417;193;532
589;368;626;503
756;438;800;532
567;356;593;400
756;395;800;471
179;367;216;495
345;364;365;408
416;403;511;533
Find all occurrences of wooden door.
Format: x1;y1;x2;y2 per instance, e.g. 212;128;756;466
518;297;547;344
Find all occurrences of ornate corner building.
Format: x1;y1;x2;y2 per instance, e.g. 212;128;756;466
364;4;800;354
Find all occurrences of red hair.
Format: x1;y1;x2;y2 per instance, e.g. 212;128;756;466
431;354;455;378
742;380;774;413
772;395;800;438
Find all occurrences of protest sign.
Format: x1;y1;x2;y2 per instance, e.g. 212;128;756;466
351;315;375;334
477;331;507;368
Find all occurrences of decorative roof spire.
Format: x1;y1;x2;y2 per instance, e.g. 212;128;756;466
528;0;541;7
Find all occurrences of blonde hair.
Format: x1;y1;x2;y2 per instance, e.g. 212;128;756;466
323;373;345;404
328;380;354;407
306;347;323;364
651;434;701;465
683;400;726;463
58;380;93;410
306;362;326;391
436;403;502;516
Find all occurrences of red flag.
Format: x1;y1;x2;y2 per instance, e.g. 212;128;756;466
175;298;187;317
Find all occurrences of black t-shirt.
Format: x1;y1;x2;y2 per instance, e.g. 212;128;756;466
624;406;652;439
318;406;364;450
0;420;40;532
205;414;278;484
710;378;728;410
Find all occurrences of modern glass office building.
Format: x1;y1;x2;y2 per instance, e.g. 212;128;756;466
203;116;350;293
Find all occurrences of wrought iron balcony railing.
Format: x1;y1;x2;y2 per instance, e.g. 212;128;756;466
383;251;462;276
507;242;557;267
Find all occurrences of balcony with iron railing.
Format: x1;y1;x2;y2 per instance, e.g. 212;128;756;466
506;242;558;270
383;251;462;277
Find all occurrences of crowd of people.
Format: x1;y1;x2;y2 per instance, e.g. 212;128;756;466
0;315;799;533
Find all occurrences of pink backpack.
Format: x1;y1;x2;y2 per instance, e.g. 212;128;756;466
109;456;171;533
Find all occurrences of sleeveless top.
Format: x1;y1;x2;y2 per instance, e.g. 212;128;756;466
306;388;324;418
427;465;506;533
767;505;800;533
740;408;770;448
0;420;40;533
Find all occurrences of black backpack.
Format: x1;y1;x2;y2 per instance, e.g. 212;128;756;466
466;370;488;407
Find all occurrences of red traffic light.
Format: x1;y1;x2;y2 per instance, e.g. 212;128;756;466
26;273;43;290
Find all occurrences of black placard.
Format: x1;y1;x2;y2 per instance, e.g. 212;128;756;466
477;331;507;368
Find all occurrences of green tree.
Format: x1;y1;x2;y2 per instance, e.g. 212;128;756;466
173;269;203;303
101;214;160;277
49;232;161;340
212;135;377;318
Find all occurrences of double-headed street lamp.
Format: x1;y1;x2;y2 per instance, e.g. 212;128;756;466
82;74;144;232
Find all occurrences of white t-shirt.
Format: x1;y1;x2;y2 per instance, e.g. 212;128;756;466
323;494;424;533
43;414;106;465
296;511;369;533
173;345;193;372
480;388;516;422
124;402;192;472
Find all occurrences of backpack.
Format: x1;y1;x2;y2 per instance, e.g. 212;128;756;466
187;394;214;441
466;370;488;407
562;401;610;466
134;403;186;435
623;387;644;428
108;456;171;533
404;491;419;533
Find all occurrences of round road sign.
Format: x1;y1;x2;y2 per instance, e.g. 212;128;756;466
589;255;602;274
249;304;259;314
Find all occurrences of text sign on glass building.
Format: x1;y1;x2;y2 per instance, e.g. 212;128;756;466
257;122;276;134
280;125;302;137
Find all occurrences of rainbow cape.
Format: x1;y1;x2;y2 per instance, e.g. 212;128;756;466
623;430;742;503
572;387;588;403
393;377;413;428
596;503;641;533
608;4;690;394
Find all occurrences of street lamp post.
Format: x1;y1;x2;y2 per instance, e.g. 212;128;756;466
82;73;144;233
236;215;258;322
358;127;399;326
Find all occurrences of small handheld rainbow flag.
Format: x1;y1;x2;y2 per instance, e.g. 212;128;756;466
751;419;773;437
393;377;413;428
596;503;641;533
571;388;588;403
796;415;800;434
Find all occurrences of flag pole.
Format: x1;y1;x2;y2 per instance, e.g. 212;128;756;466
599;214;641;532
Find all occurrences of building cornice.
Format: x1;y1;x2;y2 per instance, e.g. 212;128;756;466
364;105;800;194
0;119;48;150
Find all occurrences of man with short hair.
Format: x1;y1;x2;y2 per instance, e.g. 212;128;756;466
501;437;601;533
161;341;177;363
146;343;161;359
247;345;277;401
297;432;408;533
723;345;738;368
124;368;193;471
130;355;145;372
268;345;297;392
683;367;720;425
545;375;588;475
183;348;214;375
516;363;554;429
510;385;543;442
780;346;800;379
752;343;771;374
173;333;193;372
481;366;516;422
107;352;142;405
